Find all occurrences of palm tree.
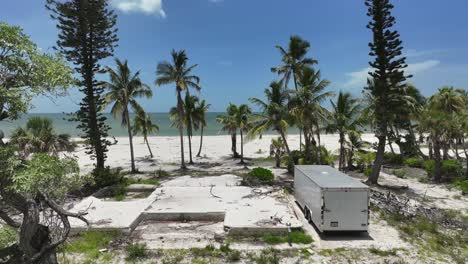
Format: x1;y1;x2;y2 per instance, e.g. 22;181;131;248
271;36;317;149
195;99;210;157
133;110;159;158
270;137;285;168
9;117;75;158
217;104;240;158
155;50;201;169
103;59;152;173
290;67;333;163
234;104;252;164
249;81;293;158
183;93;199;164
344;130;371;171
326;91;361;171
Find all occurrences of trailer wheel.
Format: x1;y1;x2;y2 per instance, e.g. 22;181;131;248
304;208;311;223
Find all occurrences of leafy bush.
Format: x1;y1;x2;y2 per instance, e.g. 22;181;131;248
364;167;372;177
227;250;241;262
125;243;147;260
356;152;375;171
154;168;170;178
404;157;424;168
392;169;406;179
384;152;403;165
93;167;124;188
0;227;16;248
423;160;436;176
247;167;274;183
442;160;463;177
452;179;468;194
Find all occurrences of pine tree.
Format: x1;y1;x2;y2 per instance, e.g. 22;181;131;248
47;0;118;171
364;0;411;184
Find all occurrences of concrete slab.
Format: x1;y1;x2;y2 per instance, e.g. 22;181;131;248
70;175;301;235
126;184;157;192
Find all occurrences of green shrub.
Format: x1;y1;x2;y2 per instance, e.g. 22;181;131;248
452;179;468;194
247;167;274;183
93;167;124;188
123;177;160;186
155;169;170;178
423;160;436;176
364;167;372;177
125;243;147;260
384;152;403;165
392;169;406;179
441;160;463;177
219;243;231;253
0;227;16;248
356;152;375;171
404;157;424;168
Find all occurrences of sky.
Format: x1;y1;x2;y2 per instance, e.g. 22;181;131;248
2;0;467;113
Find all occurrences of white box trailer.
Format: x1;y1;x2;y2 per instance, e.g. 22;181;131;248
294;165;369;232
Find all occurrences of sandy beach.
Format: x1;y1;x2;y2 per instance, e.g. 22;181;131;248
72;133;380;173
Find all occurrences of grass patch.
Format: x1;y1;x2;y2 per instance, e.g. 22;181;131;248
247;248;281;264
124;177;160;186
376;207;467;263
61;231;120;260
125;242;148;261
262;230;313;245
0;226;16;248
392;169;406;179
452;179;468;194
369;247;398;257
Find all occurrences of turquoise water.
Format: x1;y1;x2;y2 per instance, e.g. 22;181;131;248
0;113;300;137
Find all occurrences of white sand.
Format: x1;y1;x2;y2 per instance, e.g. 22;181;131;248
72;133;380;174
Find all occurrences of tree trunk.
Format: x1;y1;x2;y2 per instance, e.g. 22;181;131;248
196;126;204;157
368;135;386;185
339;132;345;171
304;128;311;163
433;138;442;182
279;130;291;159
177;91;186;169
145;137;153;158
442;141;449;160
231;132;239;158
316;124;322;163
187;132;193;164
388;141;395;155
428;141;433;160
126;108;136;173
240;130;244;164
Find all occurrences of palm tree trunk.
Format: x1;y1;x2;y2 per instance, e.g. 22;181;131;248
240;130;244;164
197;126;204;157
187;130;193;164
145;137;153;158
231;132;239;158
433;137;442;182
292;75;303;152
126;108;136;173
339;132;345;171
177;91;186;169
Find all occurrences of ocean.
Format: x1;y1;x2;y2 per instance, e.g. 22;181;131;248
0;113;301;137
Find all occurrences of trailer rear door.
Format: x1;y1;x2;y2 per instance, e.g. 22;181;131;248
323;190;368;231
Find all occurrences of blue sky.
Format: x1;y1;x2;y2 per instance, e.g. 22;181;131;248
2;0;467;113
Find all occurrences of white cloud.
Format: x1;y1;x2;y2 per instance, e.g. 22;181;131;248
405;49;447;58
343;60;441;89
111;0;166;17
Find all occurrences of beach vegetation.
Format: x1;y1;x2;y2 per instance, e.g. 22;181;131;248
0;22;74;124
271;35;317;150
133;110;160;158
103;58;152;173
155;49;201;169
326;91;362;171
246;167;275;183
290;66;334;164
270;137;286;167
383;152;404;165
195;99;211;157
219;103;252;164
404;157;424;168
262;230;313;245
125;242;148;261
217;103;241;158
0;147;89;263
61;231;121;260
9;116;76;158
249;81;293;162
47;0;119;171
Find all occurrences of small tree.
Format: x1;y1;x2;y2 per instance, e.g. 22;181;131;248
195;99;210;157
0;22;74;123
0;148;89;263
364;0;411;184
133;110;159;158
217;104;240;158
